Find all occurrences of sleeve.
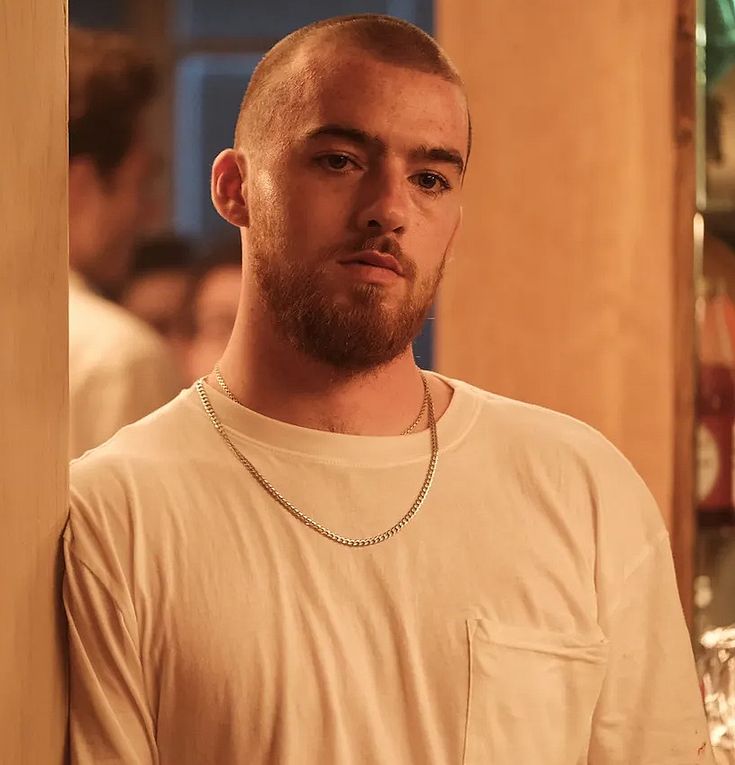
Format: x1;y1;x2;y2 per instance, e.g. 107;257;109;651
63;533;158;765
588;533;715;764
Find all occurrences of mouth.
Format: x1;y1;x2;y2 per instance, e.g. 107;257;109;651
339;250;404;276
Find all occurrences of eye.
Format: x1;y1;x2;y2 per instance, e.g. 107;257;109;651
412;171;451;195
318;153;356;171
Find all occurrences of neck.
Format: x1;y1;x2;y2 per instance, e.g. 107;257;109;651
213;300;451;435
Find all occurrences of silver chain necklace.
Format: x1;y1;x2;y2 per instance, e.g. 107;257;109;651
213;364;428;436
195;371;439;547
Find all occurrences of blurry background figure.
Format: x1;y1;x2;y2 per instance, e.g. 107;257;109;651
68;27;182;459
121;232;195;374
185;237;242;383
69;27;157;299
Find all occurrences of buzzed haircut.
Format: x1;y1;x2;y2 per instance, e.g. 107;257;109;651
69;26;157;180
234;14;470;160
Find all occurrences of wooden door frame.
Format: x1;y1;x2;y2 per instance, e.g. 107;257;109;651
0;0;69;761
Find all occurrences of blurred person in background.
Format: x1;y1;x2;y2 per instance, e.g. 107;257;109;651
120;232;195;374
184;236;242;382
68;27;181;459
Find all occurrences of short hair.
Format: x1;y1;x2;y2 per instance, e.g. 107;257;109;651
69;26;157;179
234;14;470;160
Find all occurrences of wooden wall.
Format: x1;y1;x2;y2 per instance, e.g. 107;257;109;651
436;1;687;520
436;1;695;606
0;0;69;761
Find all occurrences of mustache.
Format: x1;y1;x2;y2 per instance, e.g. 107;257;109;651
342;236;417;279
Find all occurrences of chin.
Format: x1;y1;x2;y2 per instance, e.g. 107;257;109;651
346;281;405;306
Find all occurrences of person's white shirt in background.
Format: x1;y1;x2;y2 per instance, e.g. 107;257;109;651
68;271;181;459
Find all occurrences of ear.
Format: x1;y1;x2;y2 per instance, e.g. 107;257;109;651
211;149;249;227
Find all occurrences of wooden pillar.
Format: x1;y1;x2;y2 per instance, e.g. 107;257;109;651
436;1;695;606
0;0;69;762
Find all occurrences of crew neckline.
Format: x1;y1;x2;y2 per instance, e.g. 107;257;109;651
184;372;480;467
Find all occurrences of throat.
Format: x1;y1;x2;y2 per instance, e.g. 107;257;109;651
323;417;352;434
214;344;441;436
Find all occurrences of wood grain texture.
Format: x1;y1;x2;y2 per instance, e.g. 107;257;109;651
436;1;681;529
0;0;69;761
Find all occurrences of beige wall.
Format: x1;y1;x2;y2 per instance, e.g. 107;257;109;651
436;1;681;525
0;0;68;761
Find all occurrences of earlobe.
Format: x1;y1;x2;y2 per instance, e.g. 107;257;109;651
211;149;249;228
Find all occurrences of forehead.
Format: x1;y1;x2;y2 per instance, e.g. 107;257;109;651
284;50;468;155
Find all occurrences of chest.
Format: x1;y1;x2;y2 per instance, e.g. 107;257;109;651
130;464;603;764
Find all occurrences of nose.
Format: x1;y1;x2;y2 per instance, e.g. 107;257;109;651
355;162;407;236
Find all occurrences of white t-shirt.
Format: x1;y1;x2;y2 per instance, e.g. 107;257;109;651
68;273;181;459
64;376;714;764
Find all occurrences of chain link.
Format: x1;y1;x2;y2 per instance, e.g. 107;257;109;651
196;373;439;547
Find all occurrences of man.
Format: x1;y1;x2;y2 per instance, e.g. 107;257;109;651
68;27;181;459
183;235;243;382
64;15;713;764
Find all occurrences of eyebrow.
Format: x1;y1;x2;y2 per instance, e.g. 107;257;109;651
409;145;465;176
304;124;465;176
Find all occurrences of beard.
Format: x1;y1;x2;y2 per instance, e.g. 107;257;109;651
250;230;445;373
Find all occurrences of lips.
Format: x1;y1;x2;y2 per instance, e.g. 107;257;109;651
340;250;404;276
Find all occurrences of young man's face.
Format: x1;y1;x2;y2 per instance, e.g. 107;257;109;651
243;48;468;371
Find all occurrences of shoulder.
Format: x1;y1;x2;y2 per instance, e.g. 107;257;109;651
73;387;203;470
451;376;622;460
70;389;205;509
449;378;670;610
67;389;208;560
448;377;666;548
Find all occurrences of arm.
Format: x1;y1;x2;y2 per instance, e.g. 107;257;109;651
588;533;714;764
64;532;158;764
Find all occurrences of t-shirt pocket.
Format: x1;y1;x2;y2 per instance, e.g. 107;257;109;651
462;618;609;765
